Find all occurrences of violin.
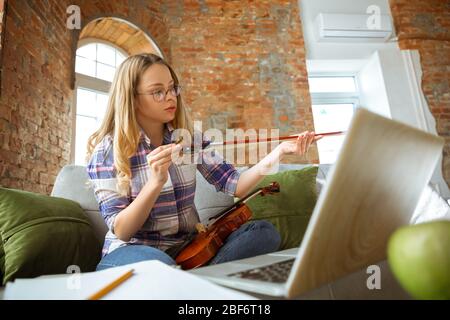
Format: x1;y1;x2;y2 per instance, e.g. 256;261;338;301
174;182;280;270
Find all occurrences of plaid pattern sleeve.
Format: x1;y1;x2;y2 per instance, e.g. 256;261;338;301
86;124;241;258
196;144;241;196
86;136;130;234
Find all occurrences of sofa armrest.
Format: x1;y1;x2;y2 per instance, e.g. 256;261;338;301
51;165;107;244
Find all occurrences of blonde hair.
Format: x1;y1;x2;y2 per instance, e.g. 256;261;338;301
86;53;193;195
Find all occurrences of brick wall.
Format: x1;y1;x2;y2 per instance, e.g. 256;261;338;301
0;0;74;194
389;0;450;185
0;0;314;194
165;0;315;165
0;0;6;93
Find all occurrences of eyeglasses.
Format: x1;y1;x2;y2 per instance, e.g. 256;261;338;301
137;85;182;103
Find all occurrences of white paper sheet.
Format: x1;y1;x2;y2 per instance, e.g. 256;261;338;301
3;260;255;300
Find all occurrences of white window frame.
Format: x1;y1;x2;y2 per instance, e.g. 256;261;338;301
309;73;360;109
70;40;128;164
308;73;360;163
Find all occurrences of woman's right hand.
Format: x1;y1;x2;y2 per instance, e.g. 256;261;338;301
147;143;182;185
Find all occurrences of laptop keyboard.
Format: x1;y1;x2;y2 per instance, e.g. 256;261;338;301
227;259;295;283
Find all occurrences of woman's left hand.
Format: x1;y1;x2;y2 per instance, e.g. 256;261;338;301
278;131;322;158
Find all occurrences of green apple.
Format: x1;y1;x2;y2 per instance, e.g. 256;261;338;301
387;220;450;300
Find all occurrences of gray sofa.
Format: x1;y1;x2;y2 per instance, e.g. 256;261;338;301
50;164;411;300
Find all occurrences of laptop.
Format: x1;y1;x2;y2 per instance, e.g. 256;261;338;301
189;108;444;298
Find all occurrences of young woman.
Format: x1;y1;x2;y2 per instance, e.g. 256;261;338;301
86;53;319;270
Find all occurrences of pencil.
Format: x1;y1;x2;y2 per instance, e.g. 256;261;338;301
87;268;134;300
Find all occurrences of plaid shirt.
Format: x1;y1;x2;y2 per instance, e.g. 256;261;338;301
87;123;241;257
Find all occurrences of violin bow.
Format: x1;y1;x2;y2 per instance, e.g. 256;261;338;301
174;131;345;155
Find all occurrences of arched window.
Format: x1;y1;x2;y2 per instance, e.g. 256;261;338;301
73;41;127;165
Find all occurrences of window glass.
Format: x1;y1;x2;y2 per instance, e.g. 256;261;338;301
74;42;125;165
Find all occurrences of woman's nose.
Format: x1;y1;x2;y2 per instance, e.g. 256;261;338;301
166;93;176;103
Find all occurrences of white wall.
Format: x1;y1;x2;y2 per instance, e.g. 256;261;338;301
376;49;430;130
380;49;449;198
306;59;367;75
357;51;391;118
358;49;450;197
299;0;398;60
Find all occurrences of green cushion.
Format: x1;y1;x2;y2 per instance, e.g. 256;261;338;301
247;166;319;250
0;187;102;285
0;234;4;283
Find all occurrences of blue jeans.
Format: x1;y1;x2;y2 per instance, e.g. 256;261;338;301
96;220;281;271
